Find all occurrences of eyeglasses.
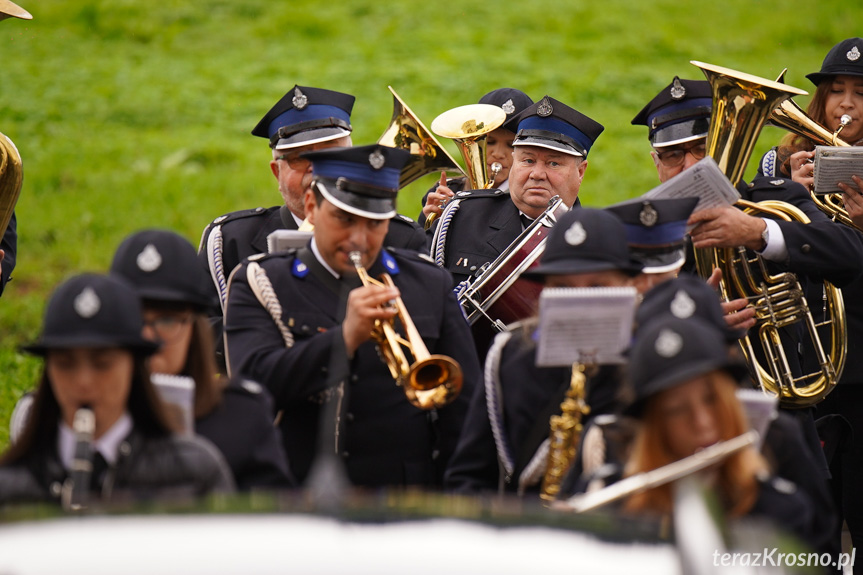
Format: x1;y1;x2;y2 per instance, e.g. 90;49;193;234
275;153;311;171
655;143;708;168
142;314;193;342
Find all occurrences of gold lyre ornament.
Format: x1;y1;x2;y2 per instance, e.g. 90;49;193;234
349;251;462;410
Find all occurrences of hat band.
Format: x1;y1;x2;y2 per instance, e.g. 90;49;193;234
271;117;352;146
316;176;396;199
515;128;586;156
649;104;712;130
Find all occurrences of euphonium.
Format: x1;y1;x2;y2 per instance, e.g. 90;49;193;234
540;363;591;502
349;251;463;410
692;60;846;407
377;86;465;189
0;1;29;235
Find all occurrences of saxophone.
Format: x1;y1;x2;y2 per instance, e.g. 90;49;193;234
540;363;591;501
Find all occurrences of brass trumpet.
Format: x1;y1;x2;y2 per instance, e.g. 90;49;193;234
349;251;463;410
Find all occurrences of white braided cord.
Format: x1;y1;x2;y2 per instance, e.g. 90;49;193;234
206;225;229;312
431;198;462;267
518;438;550;495
246;262;294;348
484;330;515;479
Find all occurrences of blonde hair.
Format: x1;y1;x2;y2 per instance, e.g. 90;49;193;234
623;371;767;517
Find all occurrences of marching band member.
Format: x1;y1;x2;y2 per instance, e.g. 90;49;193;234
198;85;426;370
0;211;16;297
110;229;294;491
418;88;533;227
0;274;234;507
223;144;479;488
444;207;641;495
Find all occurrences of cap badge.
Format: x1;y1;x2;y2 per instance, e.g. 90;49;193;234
536;97;553;118
655;328;683;358
847;46;861;62
501;99;516;115
136;244;162;273
369;149;386;170
292;87;308;110
670;290;696;319
670;77;686;100
564;221;587;246
639;202;659;227
73;287;101;319
770;179;785;186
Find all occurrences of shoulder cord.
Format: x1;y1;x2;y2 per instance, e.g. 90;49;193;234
517;438;550;496
760;148;777;178
206;225;229;313
431;198;462;267
245;261;294;348
485;330;515;481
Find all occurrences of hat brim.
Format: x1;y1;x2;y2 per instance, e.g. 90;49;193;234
21;334;160;357
625;359;750;417
513;137;583;157
522;258;643;281
274;127;351;150
317;182;395;221
636;248;686;275
806;69;863;87
137;286;213;311
651;119;709;148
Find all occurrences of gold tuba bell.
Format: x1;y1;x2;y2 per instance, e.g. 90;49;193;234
430;103;507;191
349;251;463;410
691;60;846;408
377;86;465;190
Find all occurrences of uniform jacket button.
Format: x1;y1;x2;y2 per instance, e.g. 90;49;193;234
350;374;359;383
801;244;812;254
345;412;355;422
341;451;350;458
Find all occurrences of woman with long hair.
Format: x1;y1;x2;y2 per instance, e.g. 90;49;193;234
0;274;234;506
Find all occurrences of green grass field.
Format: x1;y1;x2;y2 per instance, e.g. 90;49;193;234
0;0;859;449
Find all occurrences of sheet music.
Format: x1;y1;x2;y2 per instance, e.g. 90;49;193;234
151;373;196;435
735;388;778;450
267;229;313;253
643;156;740;216
535;287;638;367
813;146;863;194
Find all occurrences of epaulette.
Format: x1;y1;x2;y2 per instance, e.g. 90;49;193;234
453;188;509;200
387;246;437;266
208;206;274;226
246;249;296;265
748;175;806;194
395;213;416;224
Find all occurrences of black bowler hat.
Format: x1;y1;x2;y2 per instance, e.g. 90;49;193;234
251;85;355;150
479;88;534;133
625;315;749;417
22;274;159;356
604;197;698;274
513;96;604;157
807;38;863;86
522;208;643;280
110;229;214;310
635;275;745;343
631;77;712;147
303;144;411;220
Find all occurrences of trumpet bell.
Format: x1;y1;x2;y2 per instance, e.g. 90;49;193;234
431;104;506;191
377;86;465;189
408;354;463;392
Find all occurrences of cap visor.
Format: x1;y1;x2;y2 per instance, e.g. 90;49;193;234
637;249;686;274
318;183;395;221
21;335;160;357
522;259;637;280
651;120;708;148
513;137;583;157
274;127;351;150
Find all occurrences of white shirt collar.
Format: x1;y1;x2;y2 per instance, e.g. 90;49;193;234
58;412;133;470
498;178;510;192
310;238;340;279
290;210;304;228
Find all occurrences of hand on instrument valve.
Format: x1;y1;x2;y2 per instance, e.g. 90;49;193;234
838;174;863;229
342;283;400;357
788;150;816;191
688;206;768;252
422;171;455;219
706;268;756;333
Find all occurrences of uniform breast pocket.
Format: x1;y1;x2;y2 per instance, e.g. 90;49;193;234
450;250;494;278
286;312;334;340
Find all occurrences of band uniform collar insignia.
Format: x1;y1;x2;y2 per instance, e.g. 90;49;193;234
655;328;683;358
770;179;785;186
670;290;696;319
501;99;516;115
536;96;553;118
136;244;162;272
369;149;385;170
564;220;587;246
292;87;308;110
382;249;400;275
74;287;101;319
670;77;686;100
639;202;659;227
292;258;310;278
848;46;861;62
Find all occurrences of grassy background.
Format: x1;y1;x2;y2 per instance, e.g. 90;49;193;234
0;0;858;449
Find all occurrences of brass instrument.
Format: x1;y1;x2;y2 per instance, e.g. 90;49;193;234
692;60;846;407
0;0;31;22
540;363;591;502
349;251;463;410
431;104;506;191
0;1;28;239
377;86;465;190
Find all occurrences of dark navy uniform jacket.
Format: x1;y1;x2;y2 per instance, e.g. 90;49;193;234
1;211;16;297
444;322;624;495
195;376;295;491
198;205;427;369
223;245;480;488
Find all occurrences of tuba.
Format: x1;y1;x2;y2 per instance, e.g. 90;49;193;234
692;60;846;408
349;251;463;410
377;86;465;190
430;103;506;191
